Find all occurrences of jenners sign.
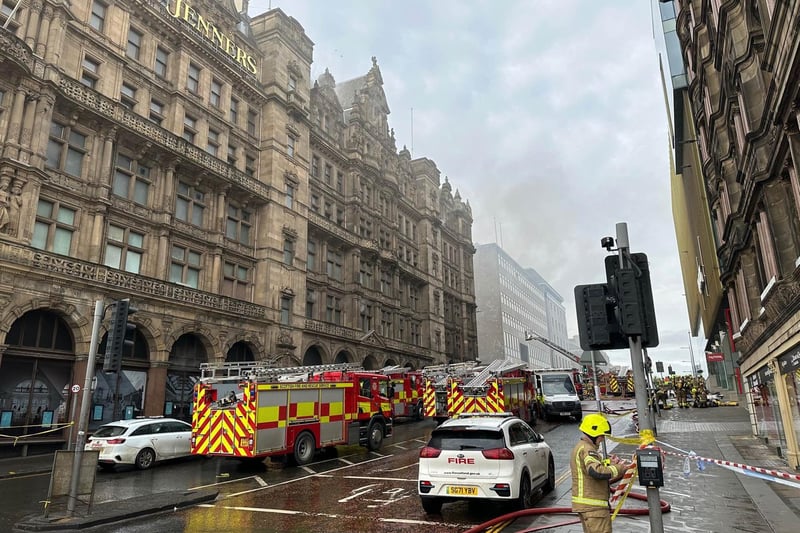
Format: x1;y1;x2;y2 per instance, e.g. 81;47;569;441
162;0;258;75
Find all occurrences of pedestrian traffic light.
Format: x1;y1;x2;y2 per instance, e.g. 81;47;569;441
103;299;137;373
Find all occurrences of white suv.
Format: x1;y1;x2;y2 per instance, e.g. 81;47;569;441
418;413;555;513
85;417;192;471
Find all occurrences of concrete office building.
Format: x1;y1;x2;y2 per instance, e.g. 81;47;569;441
474;243;573;369
0;0;476;455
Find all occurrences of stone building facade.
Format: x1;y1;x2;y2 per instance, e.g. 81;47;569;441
0;0;476;454
670;0;800;468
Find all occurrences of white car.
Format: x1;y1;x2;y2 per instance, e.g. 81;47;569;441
85;417;193;471
418;413;555;514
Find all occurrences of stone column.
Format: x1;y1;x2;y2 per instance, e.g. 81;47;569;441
145;362;169;417
44;10;66;64
34;5;51;57
2;88;26;159
24;0;42;49
18;90;38;160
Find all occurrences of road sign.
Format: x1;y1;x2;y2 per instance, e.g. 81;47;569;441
71;385;81;393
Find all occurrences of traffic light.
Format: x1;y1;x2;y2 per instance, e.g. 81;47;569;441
103;299;137;373
574;284;629;351
604;253;659;347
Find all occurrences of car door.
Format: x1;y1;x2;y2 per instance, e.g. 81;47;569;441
507;422;538;483
148;422;174;459
166;420;192;458
521;423;548;483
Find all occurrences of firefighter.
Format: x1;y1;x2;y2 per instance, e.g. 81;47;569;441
571;413;632;533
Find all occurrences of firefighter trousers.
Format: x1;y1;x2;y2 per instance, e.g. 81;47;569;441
577;508;612;533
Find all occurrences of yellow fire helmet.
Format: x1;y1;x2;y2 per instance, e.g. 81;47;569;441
579;413;612;437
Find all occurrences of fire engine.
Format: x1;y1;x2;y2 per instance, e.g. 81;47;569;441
377;365;425;420
422;361;479;424
447;358;538;424
190;361;393;466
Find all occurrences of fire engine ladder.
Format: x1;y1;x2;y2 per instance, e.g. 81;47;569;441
422;361;478;388
378;365;411;375
250;362;363;382
525;332;580;364
462;359;528;395
199;361;362;383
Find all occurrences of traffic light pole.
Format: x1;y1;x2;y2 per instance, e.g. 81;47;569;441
616;222;664;533
67;299;103;516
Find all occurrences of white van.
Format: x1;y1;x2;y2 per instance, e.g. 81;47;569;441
534;370;583;421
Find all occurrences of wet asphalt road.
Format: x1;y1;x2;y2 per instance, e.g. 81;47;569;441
3;405;621;533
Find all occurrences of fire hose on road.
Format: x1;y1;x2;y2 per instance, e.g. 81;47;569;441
462;488;671;533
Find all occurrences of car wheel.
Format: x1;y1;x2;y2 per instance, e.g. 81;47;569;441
135;448;156;470
543;456;556;493
516;473;533;510
293;431;316;466
420;497;443;514
367;421;384;451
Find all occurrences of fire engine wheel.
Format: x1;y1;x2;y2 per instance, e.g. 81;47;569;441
293;431;316;466
415;403;424;421
367;421;384;451
516;472;533;510
135;448;156;470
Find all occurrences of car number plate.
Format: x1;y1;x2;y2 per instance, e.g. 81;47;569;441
447;486;478;496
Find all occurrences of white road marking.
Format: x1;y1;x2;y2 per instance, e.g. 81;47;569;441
386;463;418;472
224;454;392;498
337;457;353;465
198;504;469;528
190;475;264;491
301;465;316;474
390;443;407;450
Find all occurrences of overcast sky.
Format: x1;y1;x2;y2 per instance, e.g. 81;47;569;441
249;0;707;376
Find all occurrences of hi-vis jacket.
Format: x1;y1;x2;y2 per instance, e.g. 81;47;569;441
570;437;619;512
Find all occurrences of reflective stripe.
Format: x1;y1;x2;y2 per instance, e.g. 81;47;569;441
572;495;610;507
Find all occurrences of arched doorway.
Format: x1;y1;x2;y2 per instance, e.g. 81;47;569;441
226;342;254;362
166;334;207;422
334;351;351;364
363;354;379;370
92;329;150;428
0;310;74;440
385;359;398;368
303;345;324;366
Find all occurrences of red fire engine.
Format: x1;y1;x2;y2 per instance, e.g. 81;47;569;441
190;362;393;465
448;358;538;424
377;365;425;420
422;361;480;424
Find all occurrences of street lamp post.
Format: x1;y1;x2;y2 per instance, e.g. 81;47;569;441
687;331;698;377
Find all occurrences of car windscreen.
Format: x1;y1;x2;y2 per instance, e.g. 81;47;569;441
92;425;127;438
428;428;504;451
541;375;575;395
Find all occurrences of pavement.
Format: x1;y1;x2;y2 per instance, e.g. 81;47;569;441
0;452;217;532
3;401;799;532
510;399;800;533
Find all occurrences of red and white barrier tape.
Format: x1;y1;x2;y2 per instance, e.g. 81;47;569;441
661;449;800;482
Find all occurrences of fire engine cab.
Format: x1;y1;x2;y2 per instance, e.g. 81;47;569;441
377;365;425;420
190;362;393;466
